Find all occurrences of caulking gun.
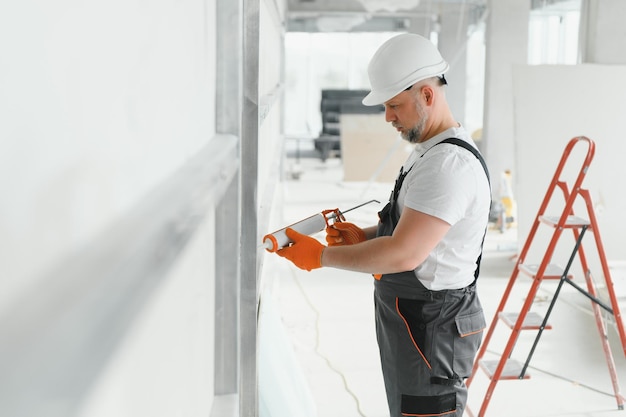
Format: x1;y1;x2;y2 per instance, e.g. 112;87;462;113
262;199;380;252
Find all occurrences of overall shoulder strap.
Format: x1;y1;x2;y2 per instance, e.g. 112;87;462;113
435;137;491;282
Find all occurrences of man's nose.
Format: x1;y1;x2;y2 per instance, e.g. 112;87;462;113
385;107;396;123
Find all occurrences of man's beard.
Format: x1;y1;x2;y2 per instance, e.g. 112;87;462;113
402;113;427;144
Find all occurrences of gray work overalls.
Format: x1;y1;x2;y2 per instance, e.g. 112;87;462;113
374;138;488;417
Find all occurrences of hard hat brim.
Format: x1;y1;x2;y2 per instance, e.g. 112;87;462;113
362;61;449;106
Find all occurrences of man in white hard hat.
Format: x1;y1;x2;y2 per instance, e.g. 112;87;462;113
275;33;490;417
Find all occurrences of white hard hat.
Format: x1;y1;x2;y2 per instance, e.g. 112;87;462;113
362;33;449;106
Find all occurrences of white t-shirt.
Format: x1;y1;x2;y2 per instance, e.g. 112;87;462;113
396;126;491;290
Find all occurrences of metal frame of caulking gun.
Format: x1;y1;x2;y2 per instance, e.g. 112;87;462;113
261;199;380;252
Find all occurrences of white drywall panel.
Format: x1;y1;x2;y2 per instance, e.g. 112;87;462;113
77;210;217;417
0;1;220;415
0;0;216;302
512;64;626;275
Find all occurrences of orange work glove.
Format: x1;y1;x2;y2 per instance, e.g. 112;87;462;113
325;222;367;246
276;228;325;271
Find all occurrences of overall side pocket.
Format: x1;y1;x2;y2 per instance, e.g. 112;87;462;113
453;309;486;379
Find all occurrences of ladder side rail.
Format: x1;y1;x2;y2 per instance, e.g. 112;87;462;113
568;136;596;171
580;188;626;354
567;234;625;409
567;189;624;408
551;137;594;230
555;180;571;204
583;269;626;409
553;174;589;229
553;137;595;209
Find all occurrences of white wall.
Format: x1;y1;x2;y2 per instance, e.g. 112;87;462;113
78;211;216;417
0;0;216;308
482;0;529;195
581;0;626;65
513;64;626;273
0;1;219;416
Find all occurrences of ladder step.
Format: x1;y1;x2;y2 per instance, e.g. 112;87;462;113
499;312;552;330
479;359;531;380
519;263;573;280
539;215;590;228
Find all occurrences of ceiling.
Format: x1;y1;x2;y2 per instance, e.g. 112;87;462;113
286;0;488;33
285;0;579;33
287;0;487;14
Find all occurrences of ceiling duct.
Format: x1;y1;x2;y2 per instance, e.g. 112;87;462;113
355;0;420;12
316;15;368;31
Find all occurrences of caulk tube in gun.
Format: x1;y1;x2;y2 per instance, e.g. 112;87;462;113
261;200;380;252
262;209;341;253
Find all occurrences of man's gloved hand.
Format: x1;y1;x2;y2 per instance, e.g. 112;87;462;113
276;228;325;271
325;222;367;246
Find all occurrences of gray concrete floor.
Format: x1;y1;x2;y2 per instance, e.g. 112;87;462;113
263;153;626;417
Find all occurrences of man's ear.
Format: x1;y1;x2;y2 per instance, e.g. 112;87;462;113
422;85;435;106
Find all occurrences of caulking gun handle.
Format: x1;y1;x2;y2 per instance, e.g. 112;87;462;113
322;208;344;224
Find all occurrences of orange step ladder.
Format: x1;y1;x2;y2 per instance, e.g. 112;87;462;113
466;136;626;416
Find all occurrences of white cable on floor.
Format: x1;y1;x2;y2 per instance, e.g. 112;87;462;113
289;268;369;417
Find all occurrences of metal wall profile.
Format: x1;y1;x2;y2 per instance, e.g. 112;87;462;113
216;0;285;414
241;1;261;417
0;134;239;417
259;83;284;124
215;0;243;413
